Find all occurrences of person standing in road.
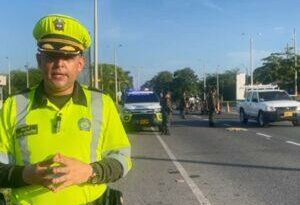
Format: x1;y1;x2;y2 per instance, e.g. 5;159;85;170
179;91;187;119
160;91;172;135
207;87;217;127
0;14;131;205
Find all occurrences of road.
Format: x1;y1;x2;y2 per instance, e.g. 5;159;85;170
112;112;300;205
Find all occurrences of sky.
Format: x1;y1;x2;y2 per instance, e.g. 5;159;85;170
0;0;300;87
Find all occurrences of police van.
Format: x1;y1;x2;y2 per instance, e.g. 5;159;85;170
121;90;162;130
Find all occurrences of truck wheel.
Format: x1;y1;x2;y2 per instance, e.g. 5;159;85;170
239;109;248;124
258;111;268;127
292;120;300;126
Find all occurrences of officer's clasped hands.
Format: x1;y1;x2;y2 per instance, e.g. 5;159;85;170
23;153;93;192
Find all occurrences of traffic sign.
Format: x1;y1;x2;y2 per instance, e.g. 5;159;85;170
0;75;6;86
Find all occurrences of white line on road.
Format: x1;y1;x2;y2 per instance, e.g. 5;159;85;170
286;141;300;146
154;131;211;205
256;132;272;139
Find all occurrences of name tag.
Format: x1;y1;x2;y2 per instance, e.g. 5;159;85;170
16;124;38;138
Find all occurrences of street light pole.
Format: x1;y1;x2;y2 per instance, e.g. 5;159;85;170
250;37;253;87
294;29;297;96
114;47;118;104
25;63;29;88
6;57;11;95
94;0;99;89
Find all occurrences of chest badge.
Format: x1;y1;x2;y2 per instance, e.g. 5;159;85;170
78;118;91;131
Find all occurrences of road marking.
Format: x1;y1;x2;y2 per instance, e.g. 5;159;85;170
286;141;300;146
154;131;211;205
256;132;272;139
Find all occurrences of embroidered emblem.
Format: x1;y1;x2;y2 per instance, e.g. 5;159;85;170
16;124;38;138
53;18;65;31
78;118;91;131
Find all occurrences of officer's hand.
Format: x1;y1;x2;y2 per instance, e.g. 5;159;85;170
50;153;93;192
22;159;53;189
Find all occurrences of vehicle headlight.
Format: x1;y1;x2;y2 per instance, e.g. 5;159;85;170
266;106;276;111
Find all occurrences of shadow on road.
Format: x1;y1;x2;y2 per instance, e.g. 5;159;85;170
132;155;300;172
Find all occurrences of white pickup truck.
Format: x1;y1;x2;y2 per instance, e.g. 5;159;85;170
238;89;300;127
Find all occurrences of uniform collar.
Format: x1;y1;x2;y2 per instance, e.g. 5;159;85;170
32;81;87;109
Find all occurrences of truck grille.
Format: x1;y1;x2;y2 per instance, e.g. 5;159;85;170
276;107;296;112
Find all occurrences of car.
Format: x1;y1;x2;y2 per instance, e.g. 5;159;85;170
121;91;162;131
238;88;300;127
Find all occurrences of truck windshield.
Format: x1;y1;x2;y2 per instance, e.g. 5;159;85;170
125;94;159;103
259;91;291;101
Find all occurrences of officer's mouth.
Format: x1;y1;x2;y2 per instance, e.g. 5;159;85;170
51;73;68;80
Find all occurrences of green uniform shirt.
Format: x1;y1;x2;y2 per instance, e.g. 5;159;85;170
0;82;132;205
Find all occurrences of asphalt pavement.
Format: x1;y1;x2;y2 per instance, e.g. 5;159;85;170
112;112;300;205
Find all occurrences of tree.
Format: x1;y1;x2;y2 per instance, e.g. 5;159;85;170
99;64;133;100
142;71;173;94
172;67;199;102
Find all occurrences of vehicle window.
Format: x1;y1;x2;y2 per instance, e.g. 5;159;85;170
258;91;291;101
246;92;252;102
252;92;258;102
125;94;159;103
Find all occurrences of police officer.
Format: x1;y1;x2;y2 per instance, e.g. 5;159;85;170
160;91;172;135
0;14;131;205
207;86;217;127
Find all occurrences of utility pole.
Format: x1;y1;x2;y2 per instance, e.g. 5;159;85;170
94;0;99;89
203;64;206;101
6;57;11;95
294;29;298;96
114;47;118;104
250;37;253;87
25;63;29;88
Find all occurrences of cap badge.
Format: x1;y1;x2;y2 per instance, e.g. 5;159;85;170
53;18;65;31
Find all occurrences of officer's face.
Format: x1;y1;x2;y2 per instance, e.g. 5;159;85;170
37;52;85;95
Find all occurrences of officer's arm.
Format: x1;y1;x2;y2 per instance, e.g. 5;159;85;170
0;163;27;188
89;95;132;184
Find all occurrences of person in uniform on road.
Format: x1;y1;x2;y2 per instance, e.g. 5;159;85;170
160;91;172;135
179;91;187;119
207;87;218;127
0;14;132;205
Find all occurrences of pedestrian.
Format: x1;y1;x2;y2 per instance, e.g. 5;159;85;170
160;91;172;135
207;87;217;127
0;14;132;205
179;92;187;119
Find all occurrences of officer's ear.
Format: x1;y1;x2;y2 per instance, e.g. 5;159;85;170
76;55;85;73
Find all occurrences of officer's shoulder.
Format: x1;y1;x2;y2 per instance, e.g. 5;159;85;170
87;86;103;93
11;88;32;97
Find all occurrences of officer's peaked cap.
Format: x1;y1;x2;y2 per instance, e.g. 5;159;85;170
33;14;91;55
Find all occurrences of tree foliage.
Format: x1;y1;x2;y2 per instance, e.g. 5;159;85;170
254;47;300;93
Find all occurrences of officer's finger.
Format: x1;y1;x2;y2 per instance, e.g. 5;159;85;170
53;181;73;192
53;153;71;165
52;167;70;175
51;174;69;184
38;158;54;167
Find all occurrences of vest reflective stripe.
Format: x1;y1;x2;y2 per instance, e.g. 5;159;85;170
0;152;9;164
90;91;102;162
104;148;131;176
16;94;31;165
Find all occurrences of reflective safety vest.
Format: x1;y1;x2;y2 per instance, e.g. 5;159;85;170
0;83;132;205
